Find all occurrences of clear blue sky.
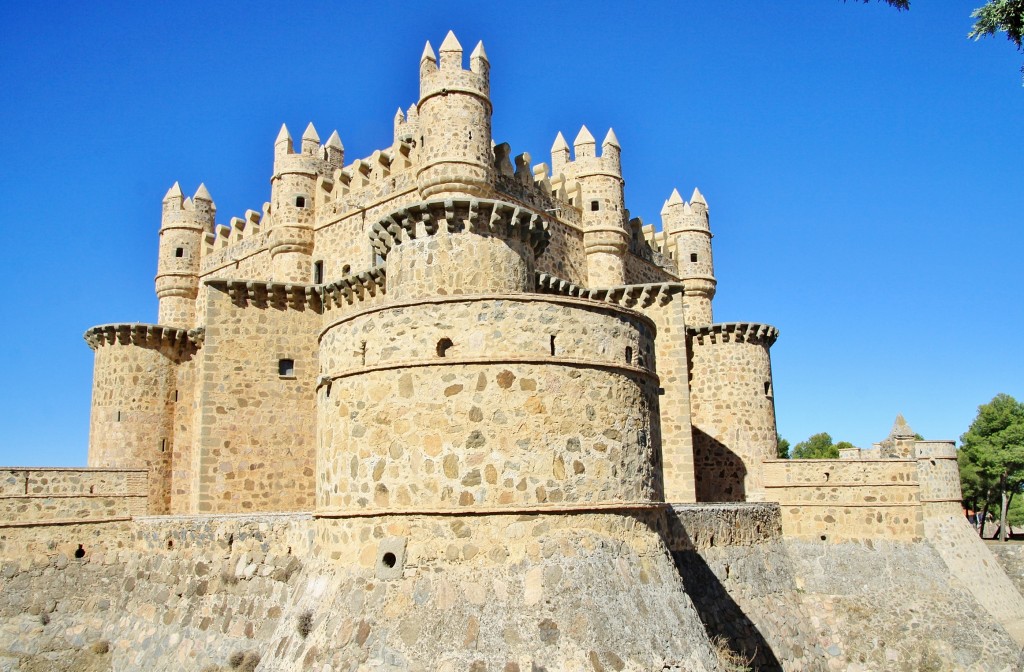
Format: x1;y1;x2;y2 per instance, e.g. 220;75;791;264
0;1;1021;466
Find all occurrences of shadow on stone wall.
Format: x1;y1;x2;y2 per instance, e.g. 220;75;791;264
664;508;783;671
692;428;747;502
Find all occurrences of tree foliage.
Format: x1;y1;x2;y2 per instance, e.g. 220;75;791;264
777;434;791;459
791;432;842;459
959;394;1024;540
970;0;1024;49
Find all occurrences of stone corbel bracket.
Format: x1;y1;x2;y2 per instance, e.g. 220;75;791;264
83;323;198;357
368;197;552;261
535;272;685;309
208;280;323;312
688;322;779;347
320;268;387;309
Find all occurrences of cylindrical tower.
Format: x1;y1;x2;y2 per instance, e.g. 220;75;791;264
574;127;629;288
269;123;328;282
318;198;663;512
84;324;195;514
156;183;213;328
416;32;494;198
915;440;963;518
687;322;779;502
663;188;715;326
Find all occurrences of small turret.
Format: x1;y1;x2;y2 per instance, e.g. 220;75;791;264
416;31;493;198
156;183;214;328
556;126;628;287
269;122;333;282
662;187;715;326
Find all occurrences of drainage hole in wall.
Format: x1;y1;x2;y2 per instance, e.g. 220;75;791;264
74;544;86;559
820;535;827;542
166;539;174;550
382;552;397;568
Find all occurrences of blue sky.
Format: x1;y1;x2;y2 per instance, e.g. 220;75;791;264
0;1;1021;466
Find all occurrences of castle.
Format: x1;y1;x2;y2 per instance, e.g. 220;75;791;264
3;32;1024;671
82;29;774;518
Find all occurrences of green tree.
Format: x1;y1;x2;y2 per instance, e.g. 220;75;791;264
777;434;791;459
959;394;1024;541
791;432;841;459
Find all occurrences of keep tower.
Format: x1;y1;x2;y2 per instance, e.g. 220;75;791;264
416;31;493;198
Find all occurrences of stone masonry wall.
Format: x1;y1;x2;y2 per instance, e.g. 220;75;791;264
762;459;924;541
192;286;319;514
644;297;696;503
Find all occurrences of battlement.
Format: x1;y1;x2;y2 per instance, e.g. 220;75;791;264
688;322;779;347
83;323;198;357
551;127;621;181
273;122;344;176
419;31;490;103
368;197;551;260
204;206;267;250
661;188;709;235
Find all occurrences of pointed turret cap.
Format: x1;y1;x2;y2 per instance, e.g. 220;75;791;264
440;30;462;53
421;41;437;63
470;40;488;62
573;125;595;146
889;414;915;439
660;198;670;216
326;130;343;149
602;128;620;148
690;187;707;208
163;181;183;202
302;122;320;144
395;107;405;121
551;131;570;152
667;188;684;206
275;123;291;144
193;183;213;202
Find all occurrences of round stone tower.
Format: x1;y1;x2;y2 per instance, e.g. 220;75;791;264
416;32;494;198
687;322;779;502
317;197;663;512
84;324;196;514
574;127;629;288
156;183;214;329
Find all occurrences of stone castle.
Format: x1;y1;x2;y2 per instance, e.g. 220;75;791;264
3;32;1024;671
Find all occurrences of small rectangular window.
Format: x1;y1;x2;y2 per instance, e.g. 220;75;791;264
690;253;698;263
590;200;600;212
279;359;295;377
175;247;184;258
313;260;324;284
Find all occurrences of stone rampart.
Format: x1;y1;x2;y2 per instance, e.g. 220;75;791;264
762;459;924;541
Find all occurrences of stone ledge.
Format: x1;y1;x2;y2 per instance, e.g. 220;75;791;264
688;322;779;347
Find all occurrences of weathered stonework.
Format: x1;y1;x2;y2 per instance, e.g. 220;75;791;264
2;29;1024;671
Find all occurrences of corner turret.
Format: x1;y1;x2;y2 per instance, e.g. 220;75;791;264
662;187;716;326
416;31;494;198
155;183;214;328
